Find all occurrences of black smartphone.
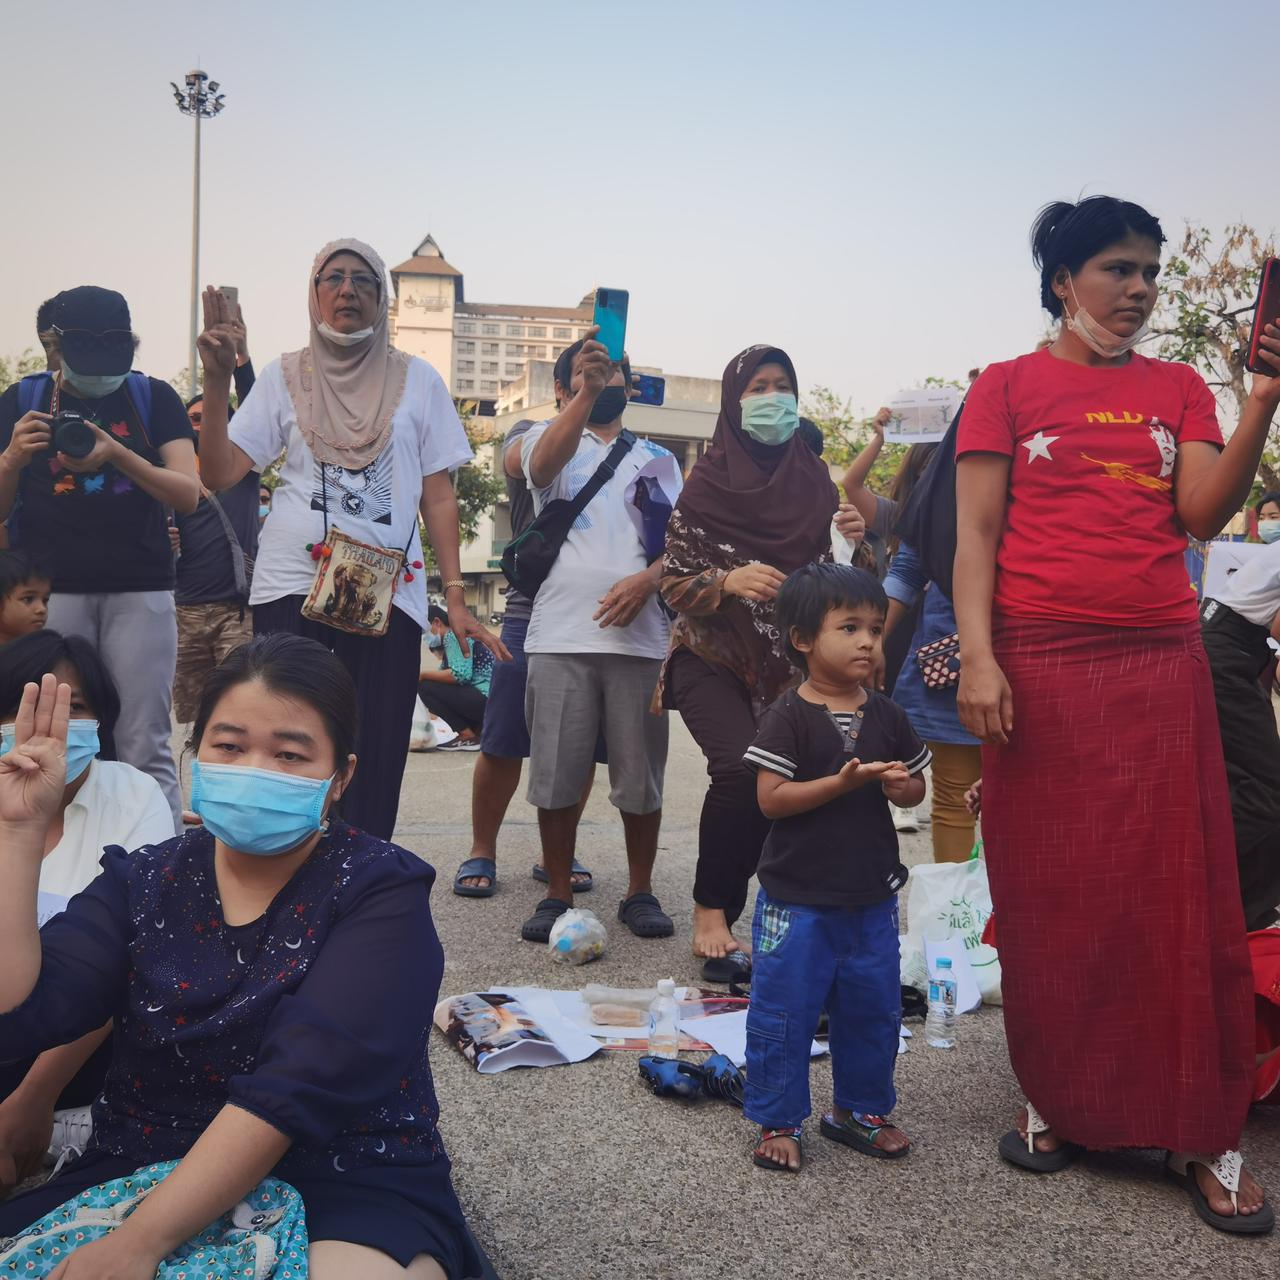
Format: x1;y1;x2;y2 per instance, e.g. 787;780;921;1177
1246;258;1280;377
630;373;665;406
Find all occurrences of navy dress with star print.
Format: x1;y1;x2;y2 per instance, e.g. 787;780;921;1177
0;822;480;1278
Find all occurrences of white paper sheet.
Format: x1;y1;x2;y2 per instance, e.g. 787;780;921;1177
677;1009;828;1068
494;988;606;1064
884;387;961;444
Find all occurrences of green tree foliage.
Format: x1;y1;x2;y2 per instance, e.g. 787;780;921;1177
1147;222;1278;488
0;350;46;394
419;400;506;565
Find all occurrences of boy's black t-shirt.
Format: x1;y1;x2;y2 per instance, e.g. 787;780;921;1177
744;688;931;908
0;376;195;593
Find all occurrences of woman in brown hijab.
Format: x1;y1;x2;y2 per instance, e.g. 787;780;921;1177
195;240;505;840
662;344;863;977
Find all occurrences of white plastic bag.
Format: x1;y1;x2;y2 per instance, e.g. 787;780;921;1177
901;855;1001;1005
548;909;606;966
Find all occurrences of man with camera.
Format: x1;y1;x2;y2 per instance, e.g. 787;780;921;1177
0;286;200;824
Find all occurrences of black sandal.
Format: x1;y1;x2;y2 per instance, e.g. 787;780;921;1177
700;951;752;985
520;898;571;943
532;860;594;892
753;1126;803;1172
454;857;497;898
617;892;674;938
1167;1151;1275;1235
998;1102;1078;1174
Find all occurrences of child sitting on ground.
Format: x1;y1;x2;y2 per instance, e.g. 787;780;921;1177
0;550;51;646
742;562;929;1172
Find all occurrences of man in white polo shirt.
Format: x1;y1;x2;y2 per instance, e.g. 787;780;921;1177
1202;528;1280;930
519;333;682;943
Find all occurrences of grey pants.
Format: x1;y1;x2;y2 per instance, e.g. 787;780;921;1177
47;591;181;827
525;652;668;813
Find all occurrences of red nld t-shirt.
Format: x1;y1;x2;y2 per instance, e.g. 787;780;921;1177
957;349;1223;627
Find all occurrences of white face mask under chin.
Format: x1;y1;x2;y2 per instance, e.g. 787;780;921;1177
1062;280;1148;358
318;320;375;347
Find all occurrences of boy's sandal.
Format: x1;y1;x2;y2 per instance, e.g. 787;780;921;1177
820;1111;910;1159
753;1127;803;1172
1167;1150;1276;1236
699;951;752;985
694;1054;745;1107
638;1056;703;1101
531;860;594;892
997;1101;1078;1174
453;858;497;898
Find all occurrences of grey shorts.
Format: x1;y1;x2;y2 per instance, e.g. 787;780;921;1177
525;652;668;814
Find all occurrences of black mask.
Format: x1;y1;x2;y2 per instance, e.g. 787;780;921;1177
588;386;628;425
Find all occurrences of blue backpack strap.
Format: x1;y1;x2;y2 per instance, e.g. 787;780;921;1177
123;372;153;447
16;372;53;416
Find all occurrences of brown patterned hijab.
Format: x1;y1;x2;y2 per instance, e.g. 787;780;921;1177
281;239;410;471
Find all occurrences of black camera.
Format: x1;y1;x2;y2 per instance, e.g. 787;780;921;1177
52;411;97;460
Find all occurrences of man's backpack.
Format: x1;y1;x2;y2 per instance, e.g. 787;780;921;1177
892;405;963;600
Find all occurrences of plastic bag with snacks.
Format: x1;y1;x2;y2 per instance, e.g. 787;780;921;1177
548;908;607;966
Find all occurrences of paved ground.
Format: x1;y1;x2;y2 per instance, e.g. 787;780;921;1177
393;715;1279;1280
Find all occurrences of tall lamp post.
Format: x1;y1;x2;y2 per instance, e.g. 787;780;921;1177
171;70;225;399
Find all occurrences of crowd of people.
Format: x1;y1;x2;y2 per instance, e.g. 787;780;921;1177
0;193;1278;1275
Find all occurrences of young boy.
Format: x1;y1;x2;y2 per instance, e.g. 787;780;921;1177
0;551;51;646
742;563;929;1172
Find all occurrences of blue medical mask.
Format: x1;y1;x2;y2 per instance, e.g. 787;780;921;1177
259;504;271;520
740;392;799;446
60;361;128;399
427;633;443;650
0;718;99;785
1259;519;1280;545
190;760;334;857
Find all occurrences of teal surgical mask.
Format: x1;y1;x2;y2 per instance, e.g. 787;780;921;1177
740;392;799;446
60;361;128;399
1259;519;1280;544
190;760;334;857
1;717;100;785
259;505;271;520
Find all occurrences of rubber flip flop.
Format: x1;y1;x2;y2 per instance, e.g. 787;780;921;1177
1167;1156;1276;1236
638;1056;702;1100
520;898;571;943
821;1112;910;1160
700;951;752;985
997;1129;1078;1173
617;892;674;938
531;860;594;893
453;858;497;898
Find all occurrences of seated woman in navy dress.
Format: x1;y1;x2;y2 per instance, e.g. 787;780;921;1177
0;634;479;1280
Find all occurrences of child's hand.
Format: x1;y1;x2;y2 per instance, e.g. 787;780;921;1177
879;762;913;802
837;757;893;793
965;778;983;818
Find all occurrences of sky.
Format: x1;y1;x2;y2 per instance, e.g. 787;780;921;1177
4;0;1276;416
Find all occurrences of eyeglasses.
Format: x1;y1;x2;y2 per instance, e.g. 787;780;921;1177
314;271;381;296
51;326;133;341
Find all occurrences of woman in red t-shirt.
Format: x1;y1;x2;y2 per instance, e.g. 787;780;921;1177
955;195;1280;1235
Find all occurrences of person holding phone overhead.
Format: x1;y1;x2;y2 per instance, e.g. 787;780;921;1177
659;345;865;981
195;240;507;840
955;196;1280;1234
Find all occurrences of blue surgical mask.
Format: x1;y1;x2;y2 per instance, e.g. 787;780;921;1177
190;760;334;857
1260;519;1280;544
1;718;99;785
60;361;128;399
259;504;271;520
740;392;799;446
427;633;443;650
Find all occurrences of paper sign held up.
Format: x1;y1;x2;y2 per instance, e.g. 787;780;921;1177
884;387;961;444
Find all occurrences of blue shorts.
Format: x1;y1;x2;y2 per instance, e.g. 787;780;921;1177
479;615;607;764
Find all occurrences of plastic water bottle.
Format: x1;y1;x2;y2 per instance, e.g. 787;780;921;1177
925;958;957;1049
648;978;680;1056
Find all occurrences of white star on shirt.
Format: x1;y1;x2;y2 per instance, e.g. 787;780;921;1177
1022;431;1059;463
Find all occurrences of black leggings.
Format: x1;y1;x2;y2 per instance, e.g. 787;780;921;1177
667;647;771;929
419;681;487;736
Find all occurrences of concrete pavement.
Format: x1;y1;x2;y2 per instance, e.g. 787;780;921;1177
394;715;1280;1280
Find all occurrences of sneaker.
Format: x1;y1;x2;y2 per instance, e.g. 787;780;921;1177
892;805;921;834
47;1105;94;1173
439;738;481;752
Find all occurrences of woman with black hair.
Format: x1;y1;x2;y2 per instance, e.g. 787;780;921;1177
955;195;1280;1233
0;630;173;1196
0;633;479;1278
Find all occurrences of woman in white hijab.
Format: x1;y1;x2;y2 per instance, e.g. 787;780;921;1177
197;239;505;839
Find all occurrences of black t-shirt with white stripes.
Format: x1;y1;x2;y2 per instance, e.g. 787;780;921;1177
744;688;930;908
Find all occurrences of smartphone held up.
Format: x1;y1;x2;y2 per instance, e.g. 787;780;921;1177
592;287;629;363
1246;258;1280;377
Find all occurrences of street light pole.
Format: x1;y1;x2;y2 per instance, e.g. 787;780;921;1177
171;70;225;399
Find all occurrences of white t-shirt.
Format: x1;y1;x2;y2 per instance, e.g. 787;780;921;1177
1216;540;1280;628
521;424;680;659
230;357;472;629
38;759;176;901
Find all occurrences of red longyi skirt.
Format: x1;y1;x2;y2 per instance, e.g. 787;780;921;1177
983;617;1254;1153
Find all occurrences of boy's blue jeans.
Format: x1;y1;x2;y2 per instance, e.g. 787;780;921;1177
744;889;901;1130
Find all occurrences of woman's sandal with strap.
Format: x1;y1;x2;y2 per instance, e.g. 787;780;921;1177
997;1101;1078;1173
752;1127;802;1172
820;1110;910;1159
1167;1150;1276;1236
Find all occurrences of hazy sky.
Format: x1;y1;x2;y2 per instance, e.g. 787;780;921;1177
4;0;1276;416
